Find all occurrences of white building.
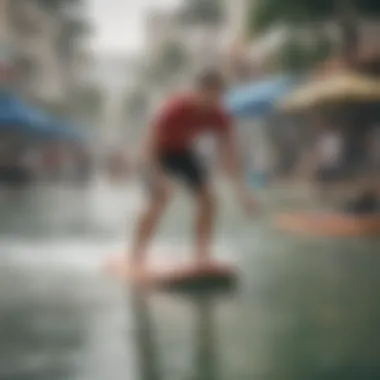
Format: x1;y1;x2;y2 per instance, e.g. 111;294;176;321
223;0;250;44
92;52;146;147
3;0;90;103
145;10;180;59
144;6;226;91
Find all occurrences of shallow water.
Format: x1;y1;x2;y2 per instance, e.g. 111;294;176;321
1;178;380;380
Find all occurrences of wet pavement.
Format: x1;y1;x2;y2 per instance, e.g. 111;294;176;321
1;178;380;380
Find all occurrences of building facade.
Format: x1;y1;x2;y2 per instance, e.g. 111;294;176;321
3;0;90;104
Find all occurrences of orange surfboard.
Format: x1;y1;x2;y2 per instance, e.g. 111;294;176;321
104;256;238;293
275;212;380;237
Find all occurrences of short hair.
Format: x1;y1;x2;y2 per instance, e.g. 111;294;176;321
196;68;225;90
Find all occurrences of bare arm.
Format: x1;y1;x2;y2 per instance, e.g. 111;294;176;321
217;127;256;212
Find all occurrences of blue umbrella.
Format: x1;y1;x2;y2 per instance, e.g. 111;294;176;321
0;91;85;142
225;76;300;118
27;108;86;142
0;92;39;132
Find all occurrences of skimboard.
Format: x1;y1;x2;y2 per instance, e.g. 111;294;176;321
104;255;238;294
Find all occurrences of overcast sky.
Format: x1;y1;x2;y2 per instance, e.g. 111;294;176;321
87;0;181;55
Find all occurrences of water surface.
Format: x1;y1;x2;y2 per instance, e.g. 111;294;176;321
1;179;379;380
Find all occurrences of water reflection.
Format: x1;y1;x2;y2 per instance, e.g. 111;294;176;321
0;268;86;380
130;290;224;380
2;182;380;379
130;289;161;380
193;297;219;380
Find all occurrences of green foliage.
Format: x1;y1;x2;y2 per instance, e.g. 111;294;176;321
161;42;187;73
248;0;333;34
273;33;334;73
37;0;81;13
68;85;103;122
64;19;92;36
180;0;225;24
353;0;380;16
247;0;380;70
123;90;148;123
277;39;311;73
149;41;188;84
248;0;380;35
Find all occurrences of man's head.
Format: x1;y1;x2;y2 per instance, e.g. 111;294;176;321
195;68;226;107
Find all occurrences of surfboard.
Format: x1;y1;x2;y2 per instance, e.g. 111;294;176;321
104;255;238;294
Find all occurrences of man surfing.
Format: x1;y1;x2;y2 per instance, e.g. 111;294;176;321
130;69;257;272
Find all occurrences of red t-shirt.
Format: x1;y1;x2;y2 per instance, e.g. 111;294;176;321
152;94;232;153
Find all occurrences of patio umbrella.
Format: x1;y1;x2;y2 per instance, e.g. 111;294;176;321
225;75;300;118
0;92;41;132
0;91;85;142
280;71;380;112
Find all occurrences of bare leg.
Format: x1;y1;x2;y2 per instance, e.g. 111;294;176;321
130;191;171;268
194;186;217;265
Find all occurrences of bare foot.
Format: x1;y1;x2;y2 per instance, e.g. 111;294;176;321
127;261;146;279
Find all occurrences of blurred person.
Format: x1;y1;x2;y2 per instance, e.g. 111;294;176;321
129;69;257;272
250;145;270;189
315;127;344;198
316;128;343;180
343;180;379;214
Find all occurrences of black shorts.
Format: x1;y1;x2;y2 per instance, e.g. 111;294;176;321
145;150;206;195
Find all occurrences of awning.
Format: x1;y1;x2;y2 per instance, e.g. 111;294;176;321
0;91;85;142
0;91;41;132
225;75;300;118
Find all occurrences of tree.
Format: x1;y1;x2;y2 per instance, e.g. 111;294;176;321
57;18;91;62
37;0;83;13
267;31;335;73
179;0;225;25
120;88;149;144
123;89;148;123
148;41;188;85
34;0;91;62
248;0;380;66
67;85;103;123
